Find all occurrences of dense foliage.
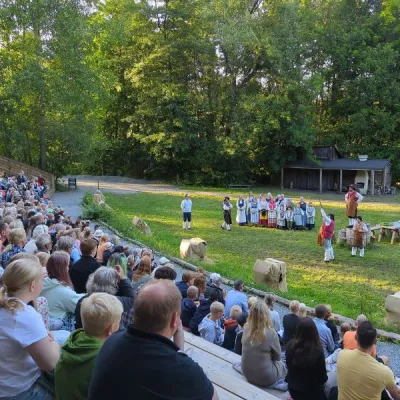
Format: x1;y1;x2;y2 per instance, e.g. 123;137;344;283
1;0;400;182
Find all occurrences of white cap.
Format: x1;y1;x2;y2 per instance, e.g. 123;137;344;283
94;229;104;239
158;257;170;265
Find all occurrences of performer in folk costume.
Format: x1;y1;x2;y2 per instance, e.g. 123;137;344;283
277;204;286;229
285;206;294;230
299;197;307;228
318;207;336;263
249;197;259;225
293;205;304;230
181;193;193;230
267;198;277;228
345;185;364;226
352;216;368;257
221;196;233;231
247;191;255;223
306;202;316;230
236;195;247;226
258;194;269;227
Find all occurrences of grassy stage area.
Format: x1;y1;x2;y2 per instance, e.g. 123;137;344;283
101;191;400;331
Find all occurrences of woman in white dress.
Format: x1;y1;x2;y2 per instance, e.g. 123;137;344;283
236;195;247;226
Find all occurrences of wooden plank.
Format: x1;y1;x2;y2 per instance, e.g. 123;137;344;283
371;170;375;196
319;168;323;193
184;344;280;400
339;169;343;193
213;385;241;400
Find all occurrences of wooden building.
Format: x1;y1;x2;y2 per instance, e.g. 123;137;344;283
281;146;391;196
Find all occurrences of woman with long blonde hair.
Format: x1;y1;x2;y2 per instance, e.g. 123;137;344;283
0;258;60;398
241;300;287;389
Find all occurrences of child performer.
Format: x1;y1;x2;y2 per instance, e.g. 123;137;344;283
267;198;277;228
293;205;304;230
352;216;368;257
299;197;307;228
247;192;255;223
285;206;294;230
249;197;259;226
258;194;269;227
236;195;247;226
277;204;286;229
306;202;316;230
221;197;233;231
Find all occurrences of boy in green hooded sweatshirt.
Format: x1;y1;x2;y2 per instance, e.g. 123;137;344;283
55;292;123;400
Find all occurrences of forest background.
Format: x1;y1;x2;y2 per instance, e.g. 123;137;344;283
1;0;400;185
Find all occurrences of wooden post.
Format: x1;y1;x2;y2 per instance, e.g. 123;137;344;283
371;170;375;196
339;169;343;193
280;167;284;190
319;168;323;193
383;167;387;193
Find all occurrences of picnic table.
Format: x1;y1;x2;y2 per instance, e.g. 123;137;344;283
184;332;283;400
378;225;400;244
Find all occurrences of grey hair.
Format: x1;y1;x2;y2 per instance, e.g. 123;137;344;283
35;234;52;251
9;219;24;230
55;223;67;233
86;267;119;295
211;273;222;285
57;236;75;252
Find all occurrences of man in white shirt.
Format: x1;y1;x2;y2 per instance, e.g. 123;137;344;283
181;194;193;230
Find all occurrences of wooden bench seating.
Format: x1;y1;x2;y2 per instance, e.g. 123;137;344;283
228;184;251;189
184;332;286;400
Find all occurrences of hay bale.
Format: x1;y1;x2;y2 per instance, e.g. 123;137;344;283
337;229;347;245
253;258;287;292
93;190;106;205
180;238;207;260
385;292;400;326
132;216;152;235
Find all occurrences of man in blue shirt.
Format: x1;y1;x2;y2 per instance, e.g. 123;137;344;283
224;280;249;317
313;304;335;358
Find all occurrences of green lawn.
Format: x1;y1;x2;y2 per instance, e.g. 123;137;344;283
100;191;400;331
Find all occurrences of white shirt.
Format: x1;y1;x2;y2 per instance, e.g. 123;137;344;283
24;239;38;254
321;209;332;226
0;301;48;397
181;199;192;213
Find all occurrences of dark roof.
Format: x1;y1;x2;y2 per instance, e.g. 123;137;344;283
285;158;390;171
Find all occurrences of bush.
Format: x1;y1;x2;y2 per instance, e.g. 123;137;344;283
81;193;113;221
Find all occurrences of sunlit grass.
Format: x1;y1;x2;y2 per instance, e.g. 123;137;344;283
103;192;400;331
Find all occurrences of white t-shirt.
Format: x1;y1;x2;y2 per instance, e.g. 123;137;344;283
0;301;48;397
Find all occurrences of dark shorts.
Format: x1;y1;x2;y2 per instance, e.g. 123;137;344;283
183;212;192;222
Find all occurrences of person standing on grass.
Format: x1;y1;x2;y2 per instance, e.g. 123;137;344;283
221;197;233;231
352;216;368;258
236;195;247;226
181;194;193;230
247;192;255;223
249;197;259;225
258;194;269;227
318;207;335;263
306;201;316;230
345;185;363;227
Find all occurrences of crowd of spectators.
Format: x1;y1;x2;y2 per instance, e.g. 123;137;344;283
0;186;399;400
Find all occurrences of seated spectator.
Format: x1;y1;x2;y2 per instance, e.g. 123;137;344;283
154;265;177;280
222;305;242;350
299;302;307;318
70;239;100;294
151;256;170;276
241;300;287;388
75;266;134;330
55;293;123;400
1;228;26;268
107;251;127;275
313;304;335;358
57;235;77;267
36;251;50;267
234;313;248;356
181;286;199;329
265;293;281;333
248;296;258;311
24;226;41;254
96;234;110;264
0;258;60;398
88;279;216;400
132;256;152;291
205;273;225;304
337;321;400;400
176;270;195;298
102;242;113;266
339;322;351;349
325;304;339;343
283;300;300;345
286;317;328;400
199;301;225;345
35;233;52;254
193;274;207;300
224;279;249;317
189;290;219;336
41;251;85;331
0;220;10;252
126;253;138;280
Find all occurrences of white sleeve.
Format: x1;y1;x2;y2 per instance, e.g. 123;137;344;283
15;307;48;347
345;193;349;202
320;209;331;225
357;193;364;202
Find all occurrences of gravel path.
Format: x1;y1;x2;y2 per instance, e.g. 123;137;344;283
53;183;400;377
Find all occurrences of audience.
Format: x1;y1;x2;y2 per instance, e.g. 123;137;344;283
181;285;199;329
286;317;328;400
193;274;207;300
283;300;300;345
176;270;195;298
205;273;225;304
55;293;123;400
343;314;377;357
265;293;281;333
70;238;100;294
35;233;52;253
190;289;219;335
222;305;242;350
131;256;152;291
314;304;335;358
224;279;249;317
234;313;248;355
96;233;110;264
241;300;287;389
337;321;400;400
1;227;26;268
88;279;217;400
154;265;177;280
0;258;60;398
199;301;225;345
325;304;339;343
298;302;307;318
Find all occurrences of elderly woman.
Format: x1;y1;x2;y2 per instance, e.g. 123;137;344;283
74;266;134;330
241;300;287;389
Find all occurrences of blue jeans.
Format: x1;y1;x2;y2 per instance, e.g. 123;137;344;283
6;376;54;400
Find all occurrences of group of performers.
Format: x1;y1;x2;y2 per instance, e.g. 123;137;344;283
221;193;316;231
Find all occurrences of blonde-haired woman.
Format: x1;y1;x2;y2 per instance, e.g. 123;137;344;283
1;228;26;269
241;300;287;389
0;258;60;398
